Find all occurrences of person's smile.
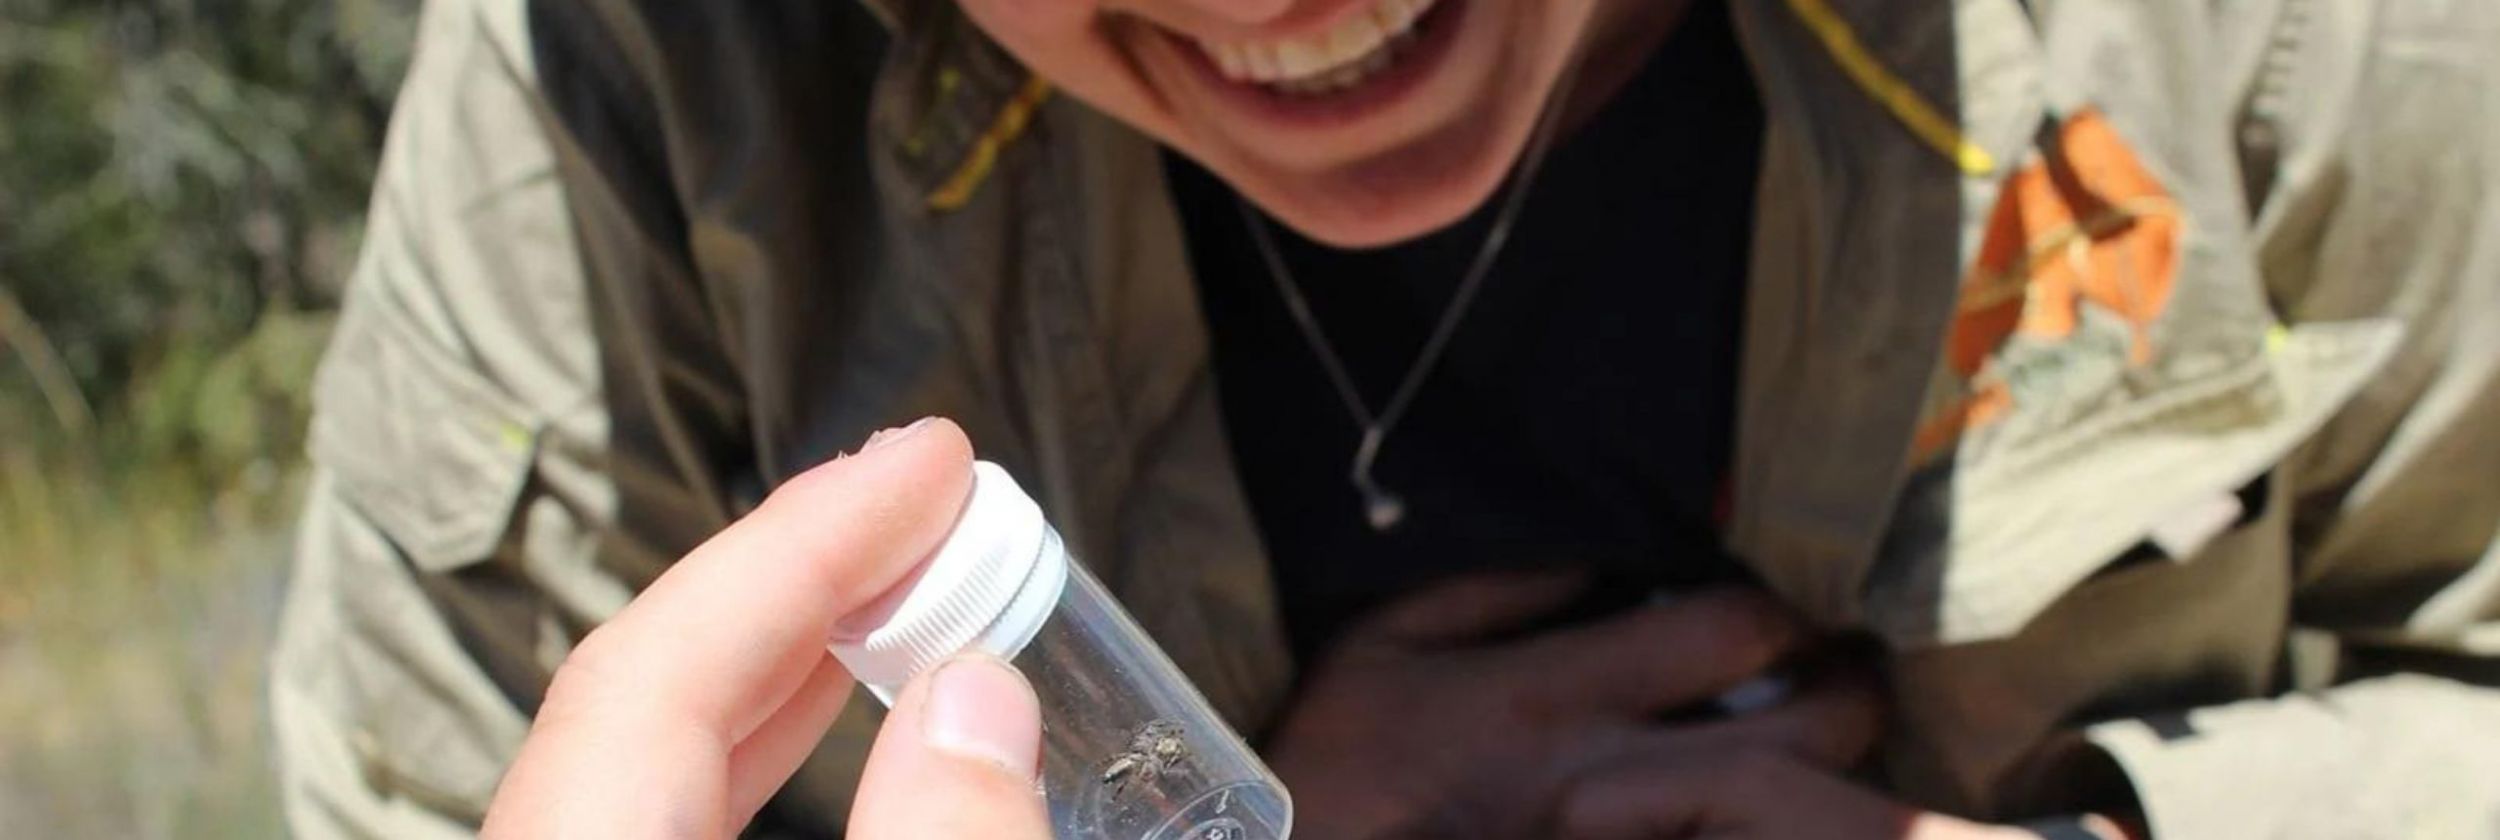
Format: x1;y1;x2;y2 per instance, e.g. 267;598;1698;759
956;0;1636;246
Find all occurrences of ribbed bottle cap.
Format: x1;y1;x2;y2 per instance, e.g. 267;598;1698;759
830;461;1066;694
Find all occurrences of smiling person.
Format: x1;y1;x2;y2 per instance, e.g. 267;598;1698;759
270;0;2500;837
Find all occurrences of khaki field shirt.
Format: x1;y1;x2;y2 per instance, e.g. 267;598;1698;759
270;0;2500;836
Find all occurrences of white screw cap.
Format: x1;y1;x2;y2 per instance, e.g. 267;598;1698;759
829;461;1070;698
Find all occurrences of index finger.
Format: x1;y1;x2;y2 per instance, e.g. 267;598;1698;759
562;417;975;741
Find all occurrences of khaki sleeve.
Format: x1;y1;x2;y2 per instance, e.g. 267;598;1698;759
268;0;611;834
2099;361;2500;839
2082;346;2500;838
2088;672;2500;838
270;0;894;832
270;475;534;838
2084;2;2500;836
2089;389;2500;840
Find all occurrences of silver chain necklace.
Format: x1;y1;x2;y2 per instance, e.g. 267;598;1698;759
1235;64;1581;531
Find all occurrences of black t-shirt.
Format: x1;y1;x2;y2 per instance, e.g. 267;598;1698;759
1168;2;1764;659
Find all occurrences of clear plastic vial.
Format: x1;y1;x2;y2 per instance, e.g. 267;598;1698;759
830;462;1294;840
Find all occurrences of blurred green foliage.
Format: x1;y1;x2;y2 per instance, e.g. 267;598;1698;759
1;0;415;466
1;0;417;835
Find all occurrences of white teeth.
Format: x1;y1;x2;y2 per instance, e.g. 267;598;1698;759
1273;39;1330;80
1199;0;1439;93
1375;0;1421;32
1210;42;1250;80
1245;46;1281;81
1321;18;1382;72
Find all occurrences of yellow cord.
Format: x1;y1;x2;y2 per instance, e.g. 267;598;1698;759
927;75;1057;211
1780;0;1998;176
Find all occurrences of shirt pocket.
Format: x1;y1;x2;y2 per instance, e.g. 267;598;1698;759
305;294;550;816
308;292;542;573
1868;318;2403;648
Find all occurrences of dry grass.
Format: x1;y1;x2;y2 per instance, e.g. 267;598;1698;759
0;441;303;837
2;1;412;833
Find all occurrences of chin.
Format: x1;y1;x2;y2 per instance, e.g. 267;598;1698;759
1185;50;1554;250
1227;140;1518;248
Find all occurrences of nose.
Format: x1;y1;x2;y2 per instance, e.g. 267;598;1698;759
1169;0;1294;26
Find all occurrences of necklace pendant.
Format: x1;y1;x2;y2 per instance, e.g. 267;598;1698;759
1361;489;1407;531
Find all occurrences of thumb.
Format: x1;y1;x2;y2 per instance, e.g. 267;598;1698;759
848;654;1051;839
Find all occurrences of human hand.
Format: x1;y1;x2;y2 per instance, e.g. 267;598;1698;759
1264;574;1884;839
480;418;1049;839
1560;750;2138;840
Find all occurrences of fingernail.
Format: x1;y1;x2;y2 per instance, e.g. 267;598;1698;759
922;655;1042;779
862;417;935;452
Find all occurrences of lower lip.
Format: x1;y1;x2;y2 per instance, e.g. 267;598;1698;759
1165;0;1471;129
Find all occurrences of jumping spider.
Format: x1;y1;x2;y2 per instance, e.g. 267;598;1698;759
1099;719;1191;798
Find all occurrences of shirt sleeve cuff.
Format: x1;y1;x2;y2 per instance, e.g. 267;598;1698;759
2084;674;2500;839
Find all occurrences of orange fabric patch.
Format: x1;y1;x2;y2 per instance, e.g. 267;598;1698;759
1920;109;2182;463
1950;110;2180;376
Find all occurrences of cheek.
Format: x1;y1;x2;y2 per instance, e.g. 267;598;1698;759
956;0;1093;34
956;0;1184;140
955;0;1096;68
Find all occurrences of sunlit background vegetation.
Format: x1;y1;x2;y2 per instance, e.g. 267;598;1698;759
1;0;418;834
